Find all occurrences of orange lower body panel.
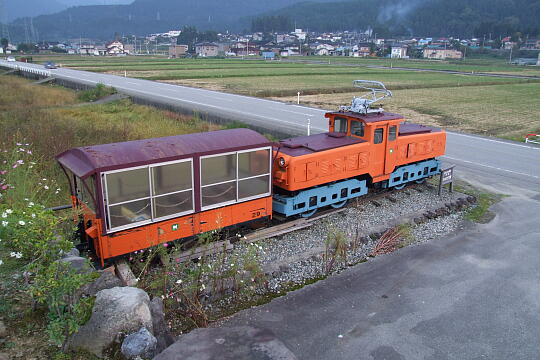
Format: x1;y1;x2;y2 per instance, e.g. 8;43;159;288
83;197;272;265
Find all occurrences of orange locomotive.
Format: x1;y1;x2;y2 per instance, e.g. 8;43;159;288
56;81;446;264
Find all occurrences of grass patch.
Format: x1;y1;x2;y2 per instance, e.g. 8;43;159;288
77;83;116;102
0;76;221;206
453;181;504;223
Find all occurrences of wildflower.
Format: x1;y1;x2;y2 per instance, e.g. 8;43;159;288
10;252;22;259
176;279;182;284
0;170;6;175
1;185;8;190
44;185;49;190
201;284;206;290
5;209;12;214
163;243;169;247
1;221;7;227
0;259;3;266
16;142;21;146
1;212;6;218
18;220;25;226
16;160;23;165
31;213;35;218
19;148;25;152
24;198;28;201
28;202;34;206
12;164;17;169
27;150;32;155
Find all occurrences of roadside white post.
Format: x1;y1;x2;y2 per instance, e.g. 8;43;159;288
297;91;300;104
124;70;127;77
307;118;311;136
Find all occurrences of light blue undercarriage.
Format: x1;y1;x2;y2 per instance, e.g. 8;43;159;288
272;158;441;217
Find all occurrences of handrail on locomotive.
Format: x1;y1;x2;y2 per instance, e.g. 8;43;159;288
340;80;392;115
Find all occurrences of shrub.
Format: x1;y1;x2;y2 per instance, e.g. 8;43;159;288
78;83;116;102
0;141;95;350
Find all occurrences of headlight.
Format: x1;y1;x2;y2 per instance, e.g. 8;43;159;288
278;157;286;167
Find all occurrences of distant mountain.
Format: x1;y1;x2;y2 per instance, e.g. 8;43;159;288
7;0;336;41
4;0;133;22
5;0;67;22
258;0;540;38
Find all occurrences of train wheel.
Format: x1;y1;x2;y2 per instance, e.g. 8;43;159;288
301;209;317;218
331;200;348;209
394;183;406;190
415;178;426;184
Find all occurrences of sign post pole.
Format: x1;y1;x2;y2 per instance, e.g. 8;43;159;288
438;165;455;196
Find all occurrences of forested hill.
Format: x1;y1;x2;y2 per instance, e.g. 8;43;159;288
7;0;540;41
257;0;540;38
7;0;336;41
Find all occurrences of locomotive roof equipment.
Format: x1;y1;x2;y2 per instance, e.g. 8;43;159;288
340;80;393;115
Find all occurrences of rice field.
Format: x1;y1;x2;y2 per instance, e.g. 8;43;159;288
27;54;540;139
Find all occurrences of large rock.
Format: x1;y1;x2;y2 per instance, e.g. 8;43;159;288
58;255;92;274
68;287;153;358
153;326;297;360
121;327;157;360
80;271;124;297
149;297;175;354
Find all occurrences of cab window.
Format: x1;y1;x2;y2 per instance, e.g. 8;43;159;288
334;117;348;133
351;121;364;137
374;128;384;144
389;125;397;141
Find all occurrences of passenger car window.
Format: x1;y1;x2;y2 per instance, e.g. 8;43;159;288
351;121;364;137
151;160;194;219
389;125;397;141
374;128;384;144
334;117;348;133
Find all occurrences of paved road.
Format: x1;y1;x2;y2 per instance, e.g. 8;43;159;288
224;196;540;360
2;60;538;194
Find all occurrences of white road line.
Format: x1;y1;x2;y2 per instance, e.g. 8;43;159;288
448;132;539;150
443;156;540;179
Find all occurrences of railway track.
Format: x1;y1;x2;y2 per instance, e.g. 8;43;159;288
167;181;426;264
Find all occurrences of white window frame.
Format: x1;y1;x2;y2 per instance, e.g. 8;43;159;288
102;158;195;233
150;158;195;222
200;147;272;212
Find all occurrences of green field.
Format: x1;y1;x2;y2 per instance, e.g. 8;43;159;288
26;54;540;140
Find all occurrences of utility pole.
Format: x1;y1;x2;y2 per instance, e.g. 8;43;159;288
509;46;513;64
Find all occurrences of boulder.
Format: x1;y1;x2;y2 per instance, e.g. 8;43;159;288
121;327;157;360
80;271;124;297
58;256;92;274
68;287;153;358
154;326;297;360
149;297;175;354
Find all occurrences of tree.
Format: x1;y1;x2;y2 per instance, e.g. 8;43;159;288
177;26;198;52
199;30;218;43
17;43;37;53
1;38;8;53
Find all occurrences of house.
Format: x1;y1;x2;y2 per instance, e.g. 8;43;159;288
106;41;125;55
423;48;463;60
195;42;219;57
169;44;188;58
262;51;275;60
355;42;372;57
391;46;408;58
521;38;540;50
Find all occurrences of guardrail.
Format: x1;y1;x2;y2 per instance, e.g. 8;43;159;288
525;133;540;145
0;59;51;77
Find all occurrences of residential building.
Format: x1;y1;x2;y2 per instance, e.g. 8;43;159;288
423;48;463;60
521;38;540;50
169;44;188;58
106;41;125;55
195;42;219;57
391;46;408;58
355;42;372;57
